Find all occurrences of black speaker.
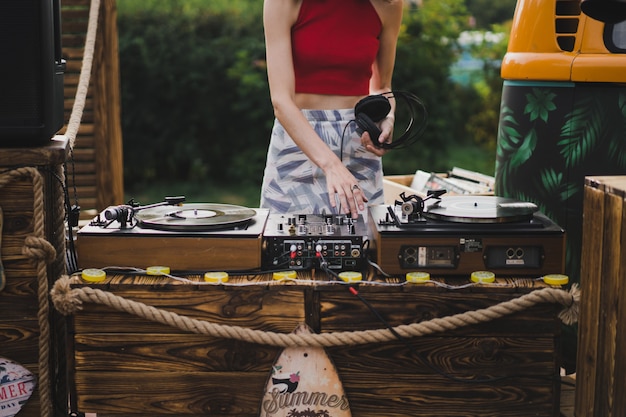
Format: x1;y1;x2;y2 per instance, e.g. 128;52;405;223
0;0;65;147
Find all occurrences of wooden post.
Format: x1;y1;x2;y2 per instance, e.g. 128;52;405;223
576;176;626;417
93;0;124;209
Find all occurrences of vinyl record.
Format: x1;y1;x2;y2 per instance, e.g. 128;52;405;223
423;196;538;223
135;203;257;231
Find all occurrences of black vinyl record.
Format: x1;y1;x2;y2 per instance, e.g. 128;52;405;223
423;196;538;223
135;203;257;231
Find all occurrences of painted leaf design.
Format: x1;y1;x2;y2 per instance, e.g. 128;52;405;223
561;181;581;205
524;88;557;123
557;96;605;168
496;106;523;154
539;167;563;194
608;91;626;168
509;128;538;168
495;105;523;191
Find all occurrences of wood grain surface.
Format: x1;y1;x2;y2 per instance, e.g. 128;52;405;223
69;274;563;417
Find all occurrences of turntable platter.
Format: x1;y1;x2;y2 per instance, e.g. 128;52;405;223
135;203;257;231
424;196;538;223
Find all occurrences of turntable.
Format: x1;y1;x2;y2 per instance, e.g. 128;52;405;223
368;193;566;276
76;198;269;271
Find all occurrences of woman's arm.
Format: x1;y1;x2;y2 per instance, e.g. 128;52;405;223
363;0;404;154
263;0;368;216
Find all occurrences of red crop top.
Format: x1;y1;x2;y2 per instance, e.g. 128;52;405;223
292;0;382;96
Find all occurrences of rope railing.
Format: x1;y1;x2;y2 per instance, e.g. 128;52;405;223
64;0;101;149
51;275;579;348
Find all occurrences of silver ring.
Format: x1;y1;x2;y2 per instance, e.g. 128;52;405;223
352;184;360;191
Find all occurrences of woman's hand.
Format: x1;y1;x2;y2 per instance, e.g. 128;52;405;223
323;160;368;218
361;115;394;156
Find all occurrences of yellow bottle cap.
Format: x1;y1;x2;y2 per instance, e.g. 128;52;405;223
273;270;297;281
338;271;363;283
81;268;106;283
204;271;229;283
406;271;430;283
543;274;569;285
146;266;170;276
470;270;496;283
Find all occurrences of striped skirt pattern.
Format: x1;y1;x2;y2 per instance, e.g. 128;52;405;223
260;108;384;215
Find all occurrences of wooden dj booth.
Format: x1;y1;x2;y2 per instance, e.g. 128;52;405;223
66;271;563;417
61;198;569;417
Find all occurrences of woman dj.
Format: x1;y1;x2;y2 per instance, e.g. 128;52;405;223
260;0;403;218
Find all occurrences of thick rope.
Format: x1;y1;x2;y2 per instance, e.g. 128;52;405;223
51;275;579;348
0;167;55;417
64;0;101;149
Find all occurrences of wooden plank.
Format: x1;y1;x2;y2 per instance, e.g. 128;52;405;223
0;277;40;366
340;374;556;417
614;193;626;417
595;191;622;416
327;336;557;376
73;362;558;417
576;183;608;416
74;334;281;373
61;9;90;19
75;234;263;271
319;291;560;336
70;148;97;160
74;372;267;415
72;288;306;334
66;172;97;185
0;138;68;167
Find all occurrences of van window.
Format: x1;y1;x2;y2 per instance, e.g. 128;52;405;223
606;20;626;52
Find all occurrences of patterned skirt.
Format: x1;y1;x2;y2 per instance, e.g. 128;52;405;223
260;108;384;215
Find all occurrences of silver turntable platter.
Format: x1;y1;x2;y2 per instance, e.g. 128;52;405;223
135;203;257;231
423;196;538;223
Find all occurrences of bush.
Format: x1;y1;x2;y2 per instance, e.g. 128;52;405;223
119;5;271;187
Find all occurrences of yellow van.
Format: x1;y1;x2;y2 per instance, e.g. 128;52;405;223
495;0;626;291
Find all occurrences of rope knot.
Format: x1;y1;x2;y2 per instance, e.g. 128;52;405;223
557;284;580;326
22;236;56;264
50;276;84;315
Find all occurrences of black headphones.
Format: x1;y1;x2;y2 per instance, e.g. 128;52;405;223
354;91;427;150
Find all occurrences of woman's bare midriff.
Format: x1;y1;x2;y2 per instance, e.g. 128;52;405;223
295;93;366;110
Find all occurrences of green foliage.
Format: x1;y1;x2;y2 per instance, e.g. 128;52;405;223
465;0;517;27
118;1;270;188
118;0;503;200
386;0;490;174
463;21;511;155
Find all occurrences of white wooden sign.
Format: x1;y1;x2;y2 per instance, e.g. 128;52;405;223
0;358;36;417
259;325;352;417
